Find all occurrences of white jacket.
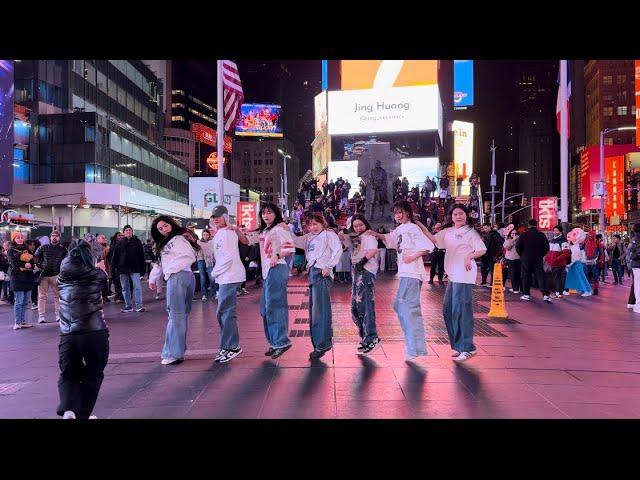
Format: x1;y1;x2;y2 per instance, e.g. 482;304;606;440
149;235;197;284
293;229;342;277
211;229;246;285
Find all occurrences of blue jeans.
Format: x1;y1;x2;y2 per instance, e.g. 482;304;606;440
308;267;333;352
611;258;623;283
351;268;378;344
120;273;143;309
393;277;427;357
217;282;241;350
161;271;195;361
207;266;218;297
260;264;291;348
584;264;599;286
443;282;475;353
197;260;211;299
13;290;30;326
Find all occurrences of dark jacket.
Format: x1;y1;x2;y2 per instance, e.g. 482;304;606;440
0;252;9;274
628;234;640;269
8;243;36;292
483;230;504;262
34;243;68;277
57;248;108;335
143;242;155;263
516;227;550;262
112;236;146;274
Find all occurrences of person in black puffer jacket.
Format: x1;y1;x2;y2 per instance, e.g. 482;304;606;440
56;240;109;420
8;233;36;329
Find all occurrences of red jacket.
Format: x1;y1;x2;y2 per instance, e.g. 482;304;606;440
546;235;571;268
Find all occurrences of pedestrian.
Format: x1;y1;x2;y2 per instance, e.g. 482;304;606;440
293;213;342;360
607;234;626;285
565;228;592;296
376;226;387;273
420;203;486;362
197;229;216;301
627;223;640;314
209;206;247;363
516;219;551;303
26;239;41;310
367;200;434;361
143;238;155;280
34;230;68;323
546;225;572;299
335;230;352;283
596;233;608;284
112;225;146;313
583;230;602;295
503;228;522;293
8;232;36;329
480;223;503;287
244;203;295;359
344;214;381;355
107;232;125;303
428;223;445;285
148;215;200;365
56;240;109;419
0;245;9;305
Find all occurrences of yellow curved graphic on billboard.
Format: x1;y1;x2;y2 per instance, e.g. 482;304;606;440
341;60;438;90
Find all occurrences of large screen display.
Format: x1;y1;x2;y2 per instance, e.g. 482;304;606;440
454;60;474;108
400;157;439;188
235;103;283;138
452;120;474;184
328;85;441;136
0;60;13;196
341;60;438;90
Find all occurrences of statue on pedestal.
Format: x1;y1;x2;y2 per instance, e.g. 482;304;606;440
368;160;389;220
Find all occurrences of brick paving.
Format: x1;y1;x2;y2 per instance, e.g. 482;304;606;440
1;270;640;419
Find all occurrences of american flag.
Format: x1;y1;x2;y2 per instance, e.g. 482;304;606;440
222;60;244;133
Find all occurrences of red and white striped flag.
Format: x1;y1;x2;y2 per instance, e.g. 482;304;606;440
222;60;244;133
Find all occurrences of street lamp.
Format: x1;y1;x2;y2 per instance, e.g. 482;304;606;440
277;148;292;215
599;126;636;235
502;170;529;222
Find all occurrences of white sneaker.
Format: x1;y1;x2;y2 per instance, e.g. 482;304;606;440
38;318;47;324
508;288;514;293
543;296;553;303
581;292;592;297
0;300;7;305
63;410;76;419
161;357;182;365
453;351;476;362
89;415;98;419
512;290;520;294
520;295;530;301
241;288;249;295
201;295;207;301
627;304;635;309
155;295;161;300
563;290;570;296
31;305;38;310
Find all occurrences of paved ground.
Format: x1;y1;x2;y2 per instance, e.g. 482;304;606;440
1;269;639;419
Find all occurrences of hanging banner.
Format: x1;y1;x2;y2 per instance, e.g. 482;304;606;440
237;201;258;231
532;196;558;231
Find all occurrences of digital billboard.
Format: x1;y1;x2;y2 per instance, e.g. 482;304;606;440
400;157;439;188
454;60;474;108
314;91;327;137
452;120;474;186
327;160;360;196
0;60;13;196
636;60;639;147
189;177;240;216
328;85;441;136
235;103;282;138
341;60;438;90
605;155;625;220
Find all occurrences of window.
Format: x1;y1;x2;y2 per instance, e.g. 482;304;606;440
97;70;107;93
617;106;627;116
108;78;118;100
172;102;185;109
603;75;613;85
172;89;185;96
171;115;185;122
616;75;626;85
603;106;614;116
633;106;637;116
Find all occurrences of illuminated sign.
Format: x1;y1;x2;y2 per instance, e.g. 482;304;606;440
314;91;327;137
191;123;232;152
206;152;227;171
454;60;474;108
341;60;438;90
189;177;240;214
636;60;640;147
328;85;441;136
452;120;474;187
605;155;625;219
400;157;439;187
237;201;258;231
532;196;558;231
236;104;283;138
0;60;13;196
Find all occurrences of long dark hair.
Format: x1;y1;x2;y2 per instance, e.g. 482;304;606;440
151;215;200;254
393;200;414;223
441;203;475;229
258;202;284;232
349;214;371;234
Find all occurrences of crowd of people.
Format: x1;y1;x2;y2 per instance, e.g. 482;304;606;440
5;173;640;420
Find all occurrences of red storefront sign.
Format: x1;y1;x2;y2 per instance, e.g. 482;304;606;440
532;196;557;231
191;123;233;152
636;60;640;147
237;202;258;231
605;155;625;219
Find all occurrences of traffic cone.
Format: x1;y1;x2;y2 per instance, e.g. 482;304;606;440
488;262;508;318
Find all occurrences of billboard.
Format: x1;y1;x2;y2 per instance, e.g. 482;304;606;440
235;103;282;138
314;91;327;137
189;177;240;216
328;85;441;136
341;60;438;90
532;197;558;232
0;60;13;196
400;157;439;187
236;201;259;231
327;160;360;194
311;129;330;176
605;155;625;219
454;60;474;108
636;60;640;147
452;120;474;185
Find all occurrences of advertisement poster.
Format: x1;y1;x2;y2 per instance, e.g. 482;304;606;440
236;104;282;137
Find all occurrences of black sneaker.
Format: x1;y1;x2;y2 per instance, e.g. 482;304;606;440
270;344;292;359
264;347;276;357
121;307;134;313
217;347;242;363
356;342;366;353
359;338;382;355
309;348;331;360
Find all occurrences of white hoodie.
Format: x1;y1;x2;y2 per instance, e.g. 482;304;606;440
293;229;342;278
149;235;197;284
211;229;246;285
